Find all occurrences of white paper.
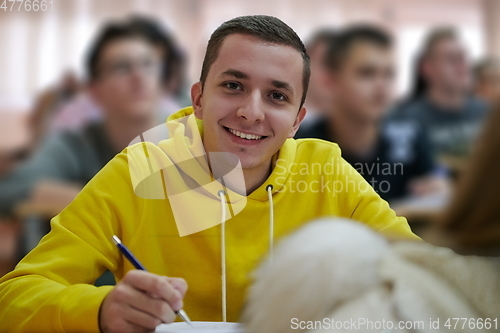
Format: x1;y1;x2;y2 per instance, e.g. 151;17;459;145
155;321;242;333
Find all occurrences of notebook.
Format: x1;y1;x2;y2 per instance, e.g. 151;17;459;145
155;321;242;333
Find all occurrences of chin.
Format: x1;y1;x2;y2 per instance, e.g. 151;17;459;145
232;155;260;170
238;152;273;171
213;134;277;172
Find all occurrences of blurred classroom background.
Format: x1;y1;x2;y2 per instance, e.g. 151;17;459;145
1;0;500;277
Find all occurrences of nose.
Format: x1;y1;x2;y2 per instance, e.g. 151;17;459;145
130;66;149;88
236;91;265;123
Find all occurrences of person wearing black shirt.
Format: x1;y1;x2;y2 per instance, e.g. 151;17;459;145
394;28;488;160
296;25;447;202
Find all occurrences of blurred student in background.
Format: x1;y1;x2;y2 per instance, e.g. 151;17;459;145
0;20;164;219
474;57;500;106
49;16;187;133
395;27;488;160
296;25;446;202
244;102;500;333
301;29;337;124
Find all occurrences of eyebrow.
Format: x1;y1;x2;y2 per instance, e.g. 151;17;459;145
271;80;294;95
221;69;248;79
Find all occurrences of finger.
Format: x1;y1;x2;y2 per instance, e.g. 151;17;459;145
121;284;176;323
166;277;188;297
128;303;176;326
123;304;163;333
124;271;183;311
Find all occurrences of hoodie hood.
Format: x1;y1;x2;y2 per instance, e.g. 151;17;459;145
127;106;260;237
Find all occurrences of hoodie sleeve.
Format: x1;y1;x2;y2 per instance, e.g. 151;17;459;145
0;133;83;217
0;150;142;333
334;156;420;241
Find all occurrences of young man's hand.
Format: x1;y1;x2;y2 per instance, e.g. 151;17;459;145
99;270;188;333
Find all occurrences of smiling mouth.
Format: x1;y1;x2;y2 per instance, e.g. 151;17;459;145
224;126;267;140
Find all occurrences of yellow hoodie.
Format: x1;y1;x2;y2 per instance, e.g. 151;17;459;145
0;107;418;333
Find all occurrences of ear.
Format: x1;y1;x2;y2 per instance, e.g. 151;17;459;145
288;106;307;138
191;82;203;119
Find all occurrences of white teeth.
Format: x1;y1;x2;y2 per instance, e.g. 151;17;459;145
228;128;263;140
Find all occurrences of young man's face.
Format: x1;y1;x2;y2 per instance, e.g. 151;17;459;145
192;34;306;171
90;37;163;121
329;41;394;121
424;38;471;94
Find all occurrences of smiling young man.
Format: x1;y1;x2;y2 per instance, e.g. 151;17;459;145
0;16;418;333
191;30;308;193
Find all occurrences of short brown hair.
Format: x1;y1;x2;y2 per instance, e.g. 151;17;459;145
200;15;310;108
324;24;392;71
422;27;457;57
86;20;160;81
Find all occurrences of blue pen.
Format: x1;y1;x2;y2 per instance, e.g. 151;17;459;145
112;235;193;327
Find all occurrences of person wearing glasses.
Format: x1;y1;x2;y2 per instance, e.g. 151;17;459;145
0;20;165;231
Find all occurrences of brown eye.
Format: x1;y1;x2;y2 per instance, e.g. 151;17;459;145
225;82;241;90
271;92;286;101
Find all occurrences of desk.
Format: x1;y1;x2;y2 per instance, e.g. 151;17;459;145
13;180;81;255
391;192;449;227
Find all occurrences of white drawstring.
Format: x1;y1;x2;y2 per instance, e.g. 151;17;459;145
218;185;275;322
266;185;274;263
218;190;227;323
